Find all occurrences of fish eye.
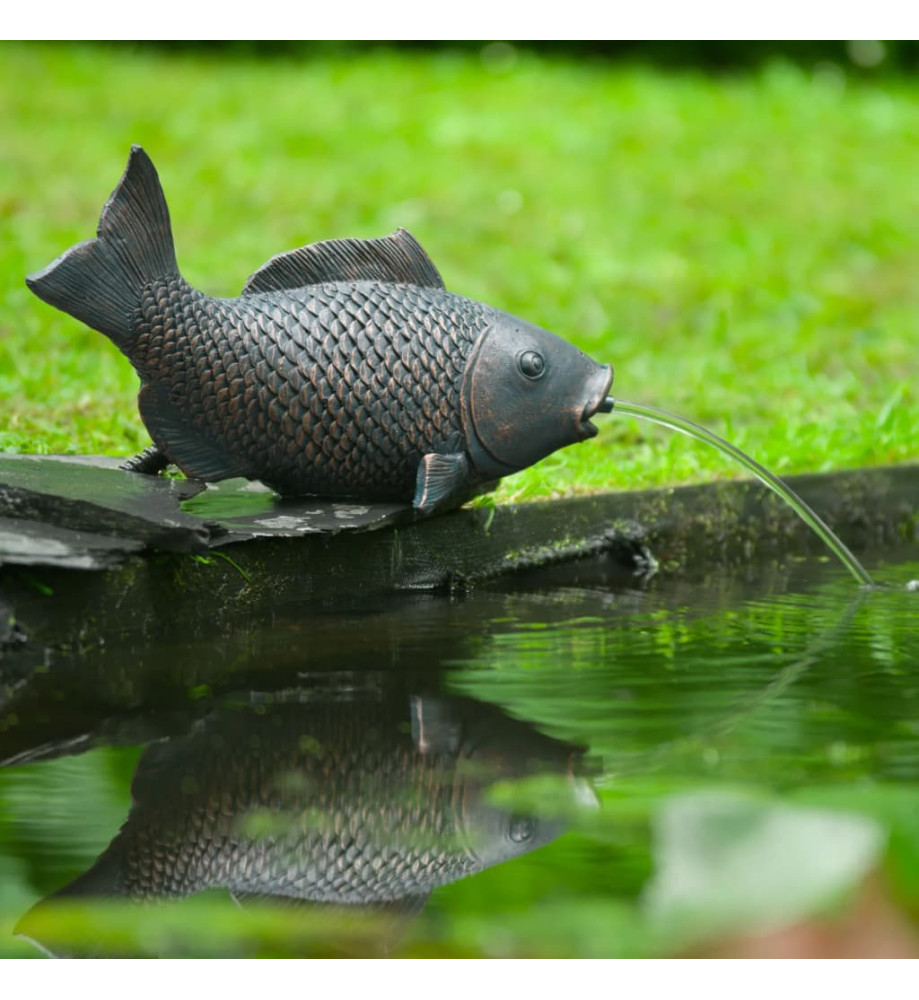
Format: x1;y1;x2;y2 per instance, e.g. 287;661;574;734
517;350;546;380
508;814;536;843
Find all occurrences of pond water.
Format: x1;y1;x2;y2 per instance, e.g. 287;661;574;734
1;545;918;957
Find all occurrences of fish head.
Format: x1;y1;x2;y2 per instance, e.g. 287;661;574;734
461;312;613;476
445;705;599;870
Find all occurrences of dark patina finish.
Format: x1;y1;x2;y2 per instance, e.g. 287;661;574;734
27;147;613;515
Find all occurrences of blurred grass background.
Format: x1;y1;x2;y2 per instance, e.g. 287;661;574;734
1;41;916;501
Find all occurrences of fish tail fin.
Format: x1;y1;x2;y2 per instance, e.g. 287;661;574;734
33;844;126;904
13;846;126;957
26;145;179;350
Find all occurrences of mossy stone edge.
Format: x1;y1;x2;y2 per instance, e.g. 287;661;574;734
1;462;916;657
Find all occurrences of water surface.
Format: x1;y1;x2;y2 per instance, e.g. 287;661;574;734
1;546;917;957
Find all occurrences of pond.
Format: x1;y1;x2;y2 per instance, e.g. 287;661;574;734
1;544;918;957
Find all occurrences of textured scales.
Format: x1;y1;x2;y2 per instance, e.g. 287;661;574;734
85;705;482;903
132;278;491;498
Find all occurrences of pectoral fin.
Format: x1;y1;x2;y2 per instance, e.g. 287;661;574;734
411;695;462;755
412;452;469;516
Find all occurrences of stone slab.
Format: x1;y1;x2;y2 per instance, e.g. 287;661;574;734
0;454;209;561
0;455;413;567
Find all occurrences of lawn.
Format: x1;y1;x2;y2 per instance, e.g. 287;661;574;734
1;42;916;502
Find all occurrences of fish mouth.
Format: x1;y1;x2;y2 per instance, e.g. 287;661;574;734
577;364;614;441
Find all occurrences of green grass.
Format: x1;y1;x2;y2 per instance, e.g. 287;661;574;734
1;42;916;501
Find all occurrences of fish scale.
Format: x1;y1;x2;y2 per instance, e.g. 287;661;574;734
131;278;486;497
111;713;477;902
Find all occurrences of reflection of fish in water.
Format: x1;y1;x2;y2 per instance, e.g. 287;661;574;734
27;147;613;514
18;695;593;953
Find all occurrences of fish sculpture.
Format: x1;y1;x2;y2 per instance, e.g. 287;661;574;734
17;693;594;957
26;147;613;514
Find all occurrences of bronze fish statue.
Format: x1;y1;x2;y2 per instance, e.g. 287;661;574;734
26;147;613;514
16;694;594;956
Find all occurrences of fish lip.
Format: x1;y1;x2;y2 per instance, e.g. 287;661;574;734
579;411;600;440
577;365;614;441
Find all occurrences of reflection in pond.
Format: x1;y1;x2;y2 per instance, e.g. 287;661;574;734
16;691;592;956
3;548;919;957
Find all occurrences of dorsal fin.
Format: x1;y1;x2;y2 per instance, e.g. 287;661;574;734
241;228;445;295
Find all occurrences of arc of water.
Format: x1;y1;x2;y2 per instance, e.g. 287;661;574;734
601;398;874;588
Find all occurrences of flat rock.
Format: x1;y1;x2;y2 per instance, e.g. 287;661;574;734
0;454;209;564
0;516;145;570
182;477;411;543
0;455;411;568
